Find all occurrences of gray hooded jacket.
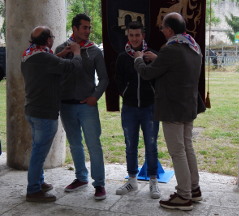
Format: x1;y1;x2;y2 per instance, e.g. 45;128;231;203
55;42;108;101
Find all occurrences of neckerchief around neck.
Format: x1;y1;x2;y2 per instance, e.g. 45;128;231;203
67;34;94;49
125;40;148;58
166;33;201;54
22;44;53;62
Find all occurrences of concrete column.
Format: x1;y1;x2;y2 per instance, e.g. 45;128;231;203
6;0;67;169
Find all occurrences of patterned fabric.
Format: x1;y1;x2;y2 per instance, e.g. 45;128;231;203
22;44;53;62
166;33;201;54
125;40;148;58
67;34;94;49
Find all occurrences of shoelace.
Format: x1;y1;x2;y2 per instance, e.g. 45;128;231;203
150;181;160;192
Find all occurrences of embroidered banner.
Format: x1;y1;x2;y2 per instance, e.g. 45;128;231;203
102;0;206;111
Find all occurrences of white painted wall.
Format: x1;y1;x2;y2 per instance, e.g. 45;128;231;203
206;0;239;45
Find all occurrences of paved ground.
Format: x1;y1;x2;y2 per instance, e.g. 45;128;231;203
0;152;239;216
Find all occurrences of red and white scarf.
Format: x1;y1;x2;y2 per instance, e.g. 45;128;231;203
67;34;94;49
166;33;201;54
22;44;53;62
125;40;148;58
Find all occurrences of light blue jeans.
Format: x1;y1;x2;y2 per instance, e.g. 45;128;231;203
26;116;58;194
60;103;105;187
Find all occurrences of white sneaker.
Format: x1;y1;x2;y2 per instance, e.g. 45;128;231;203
116;177;138;195
149;178;160;199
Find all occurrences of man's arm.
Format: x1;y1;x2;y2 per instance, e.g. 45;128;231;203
81;49;108;106
92;50;109;99
134;47;171;80
55;42;80;58
48;43;82;74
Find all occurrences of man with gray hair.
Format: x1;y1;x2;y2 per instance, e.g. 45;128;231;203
21;26;81;202
134;12;204;211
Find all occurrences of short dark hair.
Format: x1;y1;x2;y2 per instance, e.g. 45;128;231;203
164;15;186;34
30;28;51;45
127;21;145;33
72;13;91;29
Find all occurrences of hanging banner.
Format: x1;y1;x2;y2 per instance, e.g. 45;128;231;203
102;0;206;111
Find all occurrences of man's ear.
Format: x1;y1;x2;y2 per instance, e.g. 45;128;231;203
169;27;175;37
72;26;77;33
47;37;51;46
142;32;146;39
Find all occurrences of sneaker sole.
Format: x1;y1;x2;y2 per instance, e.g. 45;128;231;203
151;193;160;199
26;197;56;202
192;196;202;202
116;187;138;195
94;195;106;200
64;184;88;192
160;203;193;211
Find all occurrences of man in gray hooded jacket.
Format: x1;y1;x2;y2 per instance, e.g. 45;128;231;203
55;13;108;200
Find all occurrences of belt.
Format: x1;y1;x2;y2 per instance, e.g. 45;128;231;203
61;99;86;104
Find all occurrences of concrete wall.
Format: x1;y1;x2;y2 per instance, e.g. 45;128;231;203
6;0;67;169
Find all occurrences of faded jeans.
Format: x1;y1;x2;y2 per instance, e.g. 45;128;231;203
60;103;105;187
162;121;200;199
121;105;159;176
26;116;58;194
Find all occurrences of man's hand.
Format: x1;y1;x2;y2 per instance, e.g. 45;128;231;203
134;51;144;58
70;42;81;55
56;46;71;57
80;96;97;106
143;51;157;62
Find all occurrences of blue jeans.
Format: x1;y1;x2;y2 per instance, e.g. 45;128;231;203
121;105;159;176
26;116;58;194
60;103;105;187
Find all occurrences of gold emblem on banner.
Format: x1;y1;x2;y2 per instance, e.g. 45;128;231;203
118;9;145;35
156;0;202;37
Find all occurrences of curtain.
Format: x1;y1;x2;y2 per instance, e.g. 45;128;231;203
102;0;206;111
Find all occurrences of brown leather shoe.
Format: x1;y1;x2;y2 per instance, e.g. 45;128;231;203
26;191;56;202
159;193;193;211
41;182;53;192
192;187;202;202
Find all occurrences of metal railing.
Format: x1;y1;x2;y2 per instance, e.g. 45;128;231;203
205;47;239;67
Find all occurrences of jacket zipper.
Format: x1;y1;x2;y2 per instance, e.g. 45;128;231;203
137;73;140;107
122;82;129;96
150;83;155;94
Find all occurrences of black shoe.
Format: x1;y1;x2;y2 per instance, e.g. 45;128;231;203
192;187;202;202
159;192;193;211
26;190;56;202
41;182;53;192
